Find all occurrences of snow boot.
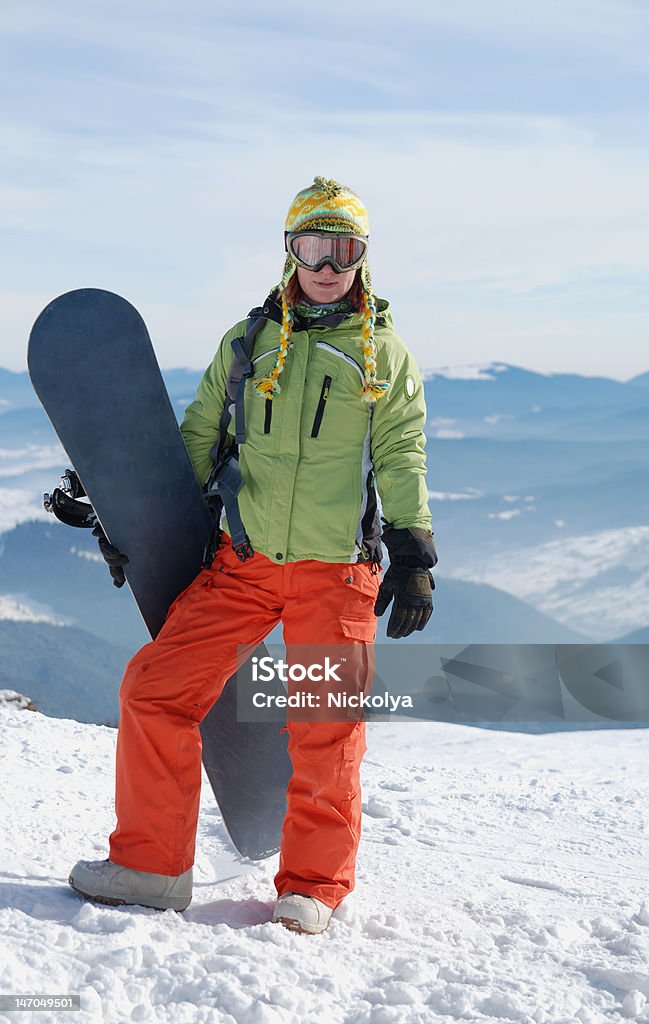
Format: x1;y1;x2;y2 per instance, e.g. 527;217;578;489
68;858;192;911
272;892;334;934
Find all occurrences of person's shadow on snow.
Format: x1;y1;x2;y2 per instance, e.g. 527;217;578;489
183;898;273;928
0;877;273;930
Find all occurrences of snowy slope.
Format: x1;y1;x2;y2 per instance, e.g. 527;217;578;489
449;526;649;640
1;708;649;1023
0;487;50;533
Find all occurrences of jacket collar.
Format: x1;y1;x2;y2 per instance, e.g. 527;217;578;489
250;290;390;331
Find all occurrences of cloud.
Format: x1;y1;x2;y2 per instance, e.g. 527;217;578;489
1;2;648;377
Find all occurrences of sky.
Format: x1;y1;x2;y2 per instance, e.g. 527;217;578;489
1;0;649;378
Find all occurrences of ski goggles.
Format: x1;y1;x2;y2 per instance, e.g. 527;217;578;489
285;230;369;273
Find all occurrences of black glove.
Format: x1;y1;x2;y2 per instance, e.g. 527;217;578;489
374;565;435;638
374;525;438;639
92;524;129;588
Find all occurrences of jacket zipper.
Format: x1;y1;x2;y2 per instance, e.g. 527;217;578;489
314;342;364;383
264;399;272;434
311;375;332;438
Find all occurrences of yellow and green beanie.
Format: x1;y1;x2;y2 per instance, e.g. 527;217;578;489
254;176;390;404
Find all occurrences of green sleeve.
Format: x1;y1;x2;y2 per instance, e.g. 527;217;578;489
179;329;238;486
370;334;432;531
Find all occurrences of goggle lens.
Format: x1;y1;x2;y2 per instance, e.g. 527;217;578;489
289;233;367;271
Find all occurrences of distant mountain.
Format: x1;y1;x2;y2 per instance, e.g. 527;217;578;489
612;626;649;643
432;463;649;566
424;437;649;503
421;363;649;443
0;368;41;412
0;405;56;444
376;576;593;644
447;523;649;642
2;362;647;652
423;362;642;412
0;521;591;672
0;520;149;650
0;619;130;724
0;571;591;732
0;367;202;422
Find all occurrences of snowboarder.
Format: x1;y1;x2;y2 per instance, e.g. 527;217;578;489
69;176;437;934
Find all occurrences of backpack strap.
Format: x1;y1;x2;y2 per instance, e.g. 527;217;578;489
202;308;268;565
215;311;266;457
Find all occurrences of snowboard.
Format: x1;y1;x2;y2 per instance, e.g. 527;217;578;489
27;288;291;860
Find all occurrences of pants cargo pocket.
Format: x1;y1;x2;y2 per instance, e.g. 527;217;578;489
335;725;367;787
339;615;378;644
337;615;377;714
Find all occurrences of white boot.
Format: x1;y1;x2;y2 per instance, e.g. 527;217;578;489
69;858;192;911
272;892;334;934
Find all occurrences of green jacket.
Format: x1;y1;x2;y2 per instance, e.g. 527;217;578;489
180;295;432;564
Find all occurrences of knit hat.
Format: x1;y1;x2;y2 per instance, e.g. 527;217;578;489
254;176;390;404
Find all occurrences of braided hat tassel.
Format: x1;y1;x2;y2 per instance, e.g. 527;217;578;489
360;265;390;404
254;256;295;399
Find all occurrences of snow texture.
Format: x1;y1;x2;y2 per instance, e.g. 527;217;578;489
1;707;648;1023
450;526;649;640
0;444;65;530
0;446;65;478
0;690;35;710
0;595;68;626
428;489;483;502
0;489;50;533
421;363;510;381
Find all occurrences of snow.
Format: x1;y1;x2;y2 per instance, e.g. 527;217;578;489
487;508;521;520
428;418;459;429
422;363;510;382
0;690;35;710
449;526;649;640
0;445;65;478
433;428;464;439
484;413;513;425
1;707;649;1023
427;419;465;439
0;488;50;533
0;594;68;625
0;444;66;533
428;489;483;502
69;546;104;564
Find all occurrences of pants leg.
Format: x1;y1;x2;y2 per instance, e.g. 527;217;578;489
108;542;282;875
274;559;381;909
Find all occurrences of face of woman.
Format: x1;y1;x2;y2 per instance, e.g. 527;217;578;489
296;265;357;304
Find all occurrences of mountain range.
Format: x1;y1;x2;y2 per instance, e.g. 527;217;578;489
1;360;648;725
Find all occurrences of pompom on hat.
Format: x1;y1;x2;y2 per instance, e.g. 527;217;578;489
284;175;370;236
254;176;390;404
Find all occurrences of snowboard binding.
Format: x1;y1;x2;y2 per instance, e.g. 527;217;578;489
45;469;129;587
44;469;98;529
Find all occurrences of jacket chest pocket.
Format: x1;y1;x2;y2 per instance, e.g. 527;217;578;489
311;374;332;438
304;343;367;444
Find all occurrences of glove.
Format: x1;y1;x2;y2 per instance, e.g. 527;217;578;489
374;525;437;639
374;565;435;638
92;524;129;588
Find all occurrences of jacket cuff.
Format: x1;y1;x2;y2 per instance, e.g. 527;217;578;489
381;525;438;569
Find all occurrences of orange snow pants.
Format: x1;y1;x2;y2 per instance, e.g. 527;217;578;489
108;536;381;909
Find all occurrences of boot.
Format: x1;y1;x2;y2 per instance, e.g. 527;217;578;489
272;892;333;934
68;858;192;911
